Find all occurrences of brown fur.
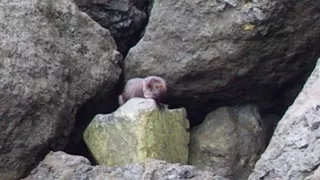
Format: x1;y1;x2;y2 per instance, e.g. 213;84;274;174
118;76;167;105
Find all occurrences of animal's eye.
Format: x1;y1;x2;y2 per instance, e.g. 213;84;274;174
157;84;163;89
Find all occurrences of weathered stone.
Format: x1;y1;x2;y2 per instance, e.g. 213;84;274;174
74;0;149;54
0;0;121;179
311;167;320;180
23;151;229;180
124;0;320;103
305;166;320;180
189;105;266;180
83;98;189;166
248;59;320;180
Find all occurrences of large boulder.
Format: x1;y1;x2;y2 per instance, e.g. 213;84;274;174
248;59;320;180
83;98;189;166
23;151;229;180
189;105;266;180
0;0;121;179
124;0;320;102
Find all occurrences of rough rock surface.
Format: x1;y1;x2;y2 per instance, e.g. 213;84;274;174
0;0;121;179
304;166;320;180
74;0;149;54
124;0;320;102
310;166;320;180
83;98;189;166
23;151;229;180
189;105;266;180
248;59;320;180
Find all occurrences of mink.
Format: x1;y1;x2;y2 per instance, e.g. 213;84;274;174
118;76;167;109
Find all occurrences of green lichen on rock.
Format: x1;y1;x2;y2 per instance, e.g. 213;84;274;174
136;108;189;163
83;114;139;166
83;98;189;167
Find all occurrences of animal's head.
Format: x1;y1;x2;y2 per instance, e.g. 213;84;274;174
142;76;167;99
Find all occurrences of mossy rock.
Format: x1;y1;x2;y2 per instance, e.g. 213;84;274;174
83;98;189;166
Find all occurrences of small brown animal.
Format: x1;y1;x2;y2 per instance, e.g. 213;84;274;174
118;76;167;106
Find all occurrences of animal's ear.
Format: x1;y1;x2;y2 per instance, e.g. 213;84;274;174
143;78;152;89
149;78;155;83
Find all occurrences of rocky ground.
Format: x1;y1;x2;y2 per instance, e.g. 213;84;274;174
0;0;320;180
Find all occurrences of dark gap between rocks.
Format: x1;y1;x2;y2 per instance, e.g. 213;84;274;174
64;73;125;165
162;97;230;128
261;67;317;144
74;0;152;57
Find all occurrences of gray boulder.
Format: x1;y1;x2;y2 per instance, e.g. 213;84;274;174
23;151;230;180
0;0;121;179
189;105;266;180
124;0;320;102
248;59;320;180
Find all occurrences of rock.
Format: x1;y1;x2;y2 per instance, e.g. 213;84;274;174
248;59;320;180
83;98;189;166
189;105;266;180
124;0;320;102
311;166;320;180
23;151;229;180
305;166;320;180
0;0;121;179
74;0;149;54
